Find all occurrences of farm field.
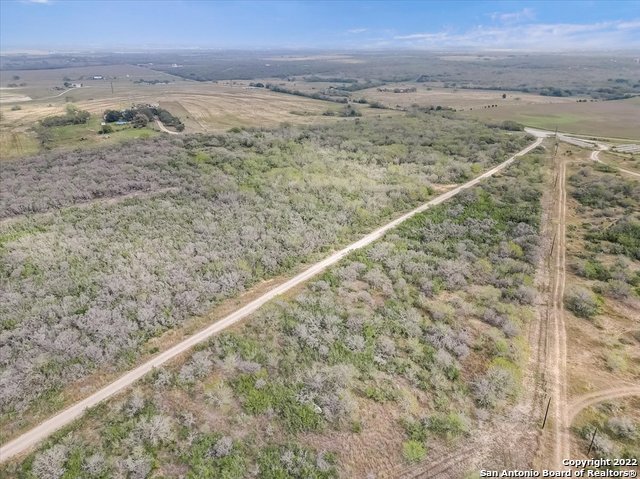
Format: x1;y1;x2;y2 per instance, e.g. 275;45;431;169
464;96;640;140
0;65;392;157
356;83;576;110
1;145;551;478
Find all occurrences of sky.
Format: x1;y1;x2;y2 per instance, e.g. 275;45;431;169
1;0;639;52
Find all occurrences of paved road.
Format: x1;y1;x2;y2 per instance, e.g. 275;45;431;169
0;136;543;463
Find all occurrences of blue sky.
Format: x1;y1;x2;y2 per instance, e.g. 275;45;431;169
1;0;639;51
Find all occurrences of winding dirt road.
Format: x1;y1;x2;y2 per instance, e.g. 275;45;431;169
567;386;640;425
590;148;640;178
0;136;544;463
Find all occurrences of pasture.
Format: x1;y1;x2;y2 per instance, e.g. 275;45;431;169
356;83;576;110
464;96;640;140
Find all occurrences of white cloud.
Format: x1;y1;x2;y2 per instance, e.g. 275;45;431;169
392;19;640;50
394;32;450;41
347;28;368;34
491;8;535;24
21;0;52;4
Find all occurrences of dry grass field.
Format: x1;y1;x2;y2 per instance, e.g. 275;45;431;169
465;96;640;140
598;150;640;173
357;82;576;110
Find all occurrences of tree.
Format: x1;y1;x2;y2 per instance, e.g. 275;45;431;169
132;113;149;128
104;109;123;123
99;124;113;134
65;103;78;115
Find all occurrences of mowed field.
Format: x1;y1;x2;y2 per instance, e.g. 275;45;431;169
465;96;640;140
356;82;576;110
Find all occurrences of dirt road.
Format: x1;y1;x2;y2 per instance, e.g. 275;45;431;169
155;118;181;135
567;385;640;424
525;128;640;178
549;154;570;468
0;136;544;462
590;148;640;178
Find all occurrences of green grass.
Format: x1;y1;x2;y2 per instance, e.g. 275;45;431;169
45;117;158;150
515;112;583;127
402;440;427;463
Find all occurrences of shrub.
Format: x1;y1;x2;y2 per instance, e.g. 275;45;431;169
473;361;520;408
565;286;600;318
99;124;113;134
31;445;68;479
591;433;617;458
602;279;633;299
41;109;90;127
427;412;470;438
575;259;610;281
402;440;427;463
605;352;627;372
185;433;246;479
607;416;637;439
258;444;336;479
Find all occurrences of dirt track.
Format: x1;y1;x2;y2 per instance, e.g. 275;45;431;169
567;386;640;424
549;154;570;468
0;136;544;463
154;118;181;135
591;148;640;178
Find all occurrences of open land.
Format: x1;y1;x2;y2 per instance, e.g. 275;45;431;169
1;51;639;478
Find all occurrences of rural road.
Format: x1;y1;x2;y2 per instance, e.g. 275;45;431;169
0;135;543;462
550;155;570;468
155;118;181;135
525;127;640;178
528;127;639;467
567;385;640;424
590;148;640;178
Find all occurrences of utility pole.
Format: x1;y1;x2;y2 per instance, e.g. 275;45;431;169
110;81;114;95
541;396;552;429
587;428;598;455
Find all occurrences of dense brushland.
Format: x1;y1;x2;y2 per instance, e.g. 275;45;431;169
0;114;529;434
1;146;546;478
